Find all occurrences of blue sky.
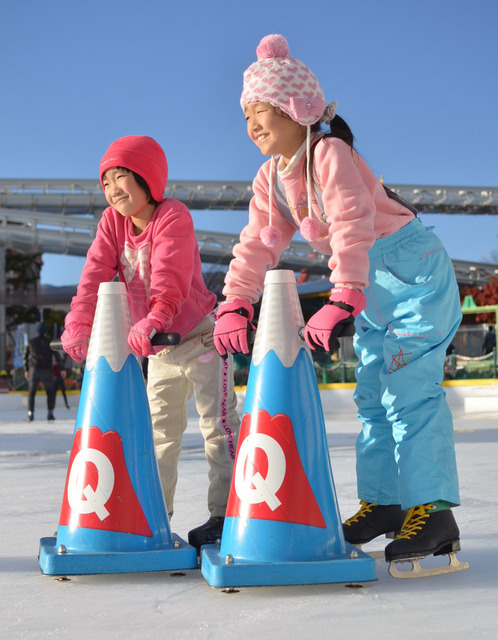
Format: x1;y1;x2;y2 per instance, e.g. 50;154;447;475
2;0;497;285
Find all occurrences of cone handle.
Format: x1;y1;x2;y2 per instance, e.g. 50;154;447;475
248;314;355;346
50;332;181;352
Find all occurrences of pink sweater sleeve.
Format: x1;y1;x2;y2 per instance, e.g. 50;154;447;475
68;209;119;324
146;206;203;320
313;138;414;290
222;162;297;303
313;140;376;290
143;203;216;335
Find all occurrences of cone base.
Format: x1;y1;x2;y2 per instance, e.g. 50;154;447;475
38;534;198;576
200;543;377;587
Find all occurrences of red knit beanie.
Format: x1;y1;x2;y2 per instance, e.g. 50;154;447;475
99;135;168;202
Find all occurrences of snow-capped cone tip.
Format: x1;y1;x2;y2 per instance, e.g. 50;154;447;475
256;34;290;60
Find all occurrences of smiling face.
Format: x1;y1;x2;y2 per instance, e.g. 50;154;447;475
102;167;157;233
244;102;307;166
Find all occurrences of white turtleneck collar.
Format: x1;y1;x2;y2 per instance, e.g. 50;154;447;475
277;137;308;177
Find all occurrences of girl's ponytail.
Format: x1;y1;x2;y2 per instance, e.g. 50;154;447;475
311;115;355;149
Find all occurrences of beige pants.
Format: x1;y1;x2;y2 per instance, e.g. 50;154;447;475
147;314;240;517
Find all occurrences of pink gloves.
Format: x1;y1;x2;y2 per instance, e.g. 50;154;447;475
213;299;255;358
128;313;166;358
304;288;366;352
62;308;169;360
61;321;92;363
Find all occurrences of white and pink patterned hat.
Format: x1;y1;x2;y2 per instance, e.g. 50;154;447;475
241;34;330;126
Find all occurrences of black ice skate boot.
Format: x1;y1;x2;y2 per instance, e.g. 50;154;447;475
385;503;469;578
188;516;224;553
385;503;460;562
343;501;406;545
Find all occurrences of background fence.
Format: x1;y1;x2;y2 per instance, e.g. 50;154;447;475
314;324;497;384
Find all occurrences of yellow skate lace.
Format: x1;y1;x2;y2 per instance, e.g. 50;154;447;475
343;501;377;527
395;504;434;540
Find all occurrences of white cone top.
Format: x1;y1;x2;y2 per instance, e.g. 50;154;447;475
252;270;310;368
86;281;136;372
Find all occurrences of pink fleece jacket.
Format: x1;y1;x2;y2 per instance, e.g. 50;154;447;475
69;198;216;336
223;137;415;302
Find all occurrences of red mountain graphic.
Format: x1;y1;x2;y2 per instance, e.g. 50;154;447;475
59;427;152;537
226;410;325;528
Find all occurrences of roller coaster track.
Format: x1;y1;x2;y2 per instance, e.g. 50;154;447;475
0;179;497;284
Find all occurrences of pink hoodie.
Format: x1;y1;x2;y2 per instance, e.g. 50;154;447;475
70;198;216;336
223;137;415;302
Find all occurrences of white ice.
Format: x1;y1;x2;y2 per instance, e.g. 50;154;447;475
1;389;497;640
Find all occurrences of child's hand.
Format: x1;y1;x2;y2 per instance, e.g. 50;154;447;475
128;315;165;358
213;299;255;359
304;288;366;352
61;322;92;363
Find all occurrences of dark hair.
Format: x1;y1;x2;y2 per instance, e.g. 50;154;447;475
131;171;160;205
311;114;355;149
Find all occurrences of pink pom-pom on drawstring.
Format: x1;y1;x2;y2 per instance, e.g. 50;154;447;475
300;217;322;243
260;225;282;248
256;34;290;61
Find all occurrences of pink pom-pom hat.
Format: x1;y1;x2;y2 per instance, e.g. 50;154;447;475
242;35;336;246
240;34;327;127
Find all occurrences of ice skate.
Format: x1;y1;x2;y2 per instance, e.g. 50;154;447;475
188;516;224;552
47;411;55;421
27;411;34;422
385;504;469;578
343;501;406;554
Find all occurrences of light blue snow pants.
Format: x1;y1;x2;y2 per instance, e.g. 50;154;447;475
352;218;461;510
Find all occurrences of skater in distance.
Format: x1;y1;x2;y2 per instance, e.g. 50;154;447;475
213;34;466;576
24;321;58;422
61;135;240;551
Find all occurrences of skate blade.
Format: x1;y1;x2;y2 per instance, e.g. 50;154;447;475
388;552;469;579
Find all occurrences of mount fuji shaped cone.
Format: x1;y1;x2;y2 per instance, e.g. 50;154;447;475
39;282;197;575
201;270;376;587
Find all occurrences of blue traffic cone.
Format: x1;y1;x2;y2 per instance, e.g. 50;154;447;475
201;270;376;587
39;282;197;575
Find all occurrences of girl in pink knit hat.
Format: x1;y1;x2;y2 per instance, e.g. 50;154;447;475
61;135;240;550
214;35;466;576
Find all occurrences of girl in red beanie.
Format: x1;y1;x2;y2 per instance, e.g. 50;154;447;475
62;135;239;550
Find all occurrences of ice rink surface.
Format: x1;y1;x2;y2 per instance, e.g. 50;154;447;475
1;390;497;639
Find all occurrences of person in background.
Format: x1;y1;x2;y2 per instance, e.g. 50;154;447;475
24;321;56;421
52;362;70;409
482;325;496;355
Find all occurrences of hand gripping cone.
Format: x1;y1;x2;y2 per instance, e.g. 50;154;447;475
201;270;376;587
39;282;197;575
